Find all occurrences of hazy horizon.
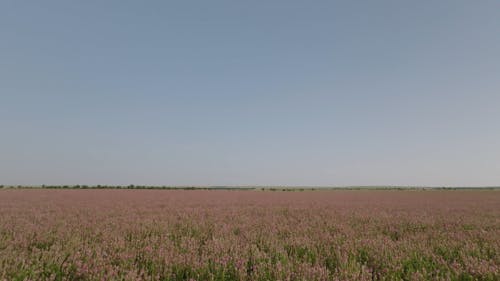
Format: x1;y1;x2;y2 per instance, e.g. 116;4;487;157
1;1;499;187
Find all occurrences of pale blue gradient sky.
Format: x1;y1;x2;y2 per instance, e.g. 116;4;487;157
1;1;499;186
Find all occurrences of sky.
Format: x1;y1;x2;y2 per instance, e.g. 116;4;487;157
1;1;499;187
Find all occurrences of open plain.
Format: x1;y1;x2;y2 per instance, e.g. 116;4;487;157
0;189;498;281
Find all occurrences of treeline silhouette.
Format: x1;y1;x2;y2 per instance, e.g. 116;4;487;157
0;185;498;190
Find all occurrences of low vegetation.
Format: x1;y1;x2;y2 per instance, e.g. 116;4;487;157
0;190;498;280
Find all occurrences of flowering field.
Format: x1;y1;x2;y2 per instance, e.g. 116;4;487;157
0;189;498;281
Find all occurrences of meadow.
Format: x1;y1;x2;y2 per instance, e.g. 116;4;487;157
0;189;498;281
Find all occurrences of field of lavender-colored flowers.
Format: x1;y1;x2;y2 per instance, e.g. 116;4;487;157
0;189;498;281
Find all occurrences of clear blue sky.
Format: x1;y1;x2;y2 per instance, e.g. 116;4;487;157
1;1;499;186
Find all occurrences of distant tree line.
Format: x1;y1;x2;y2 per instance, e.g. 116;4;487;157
0;185;498;190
